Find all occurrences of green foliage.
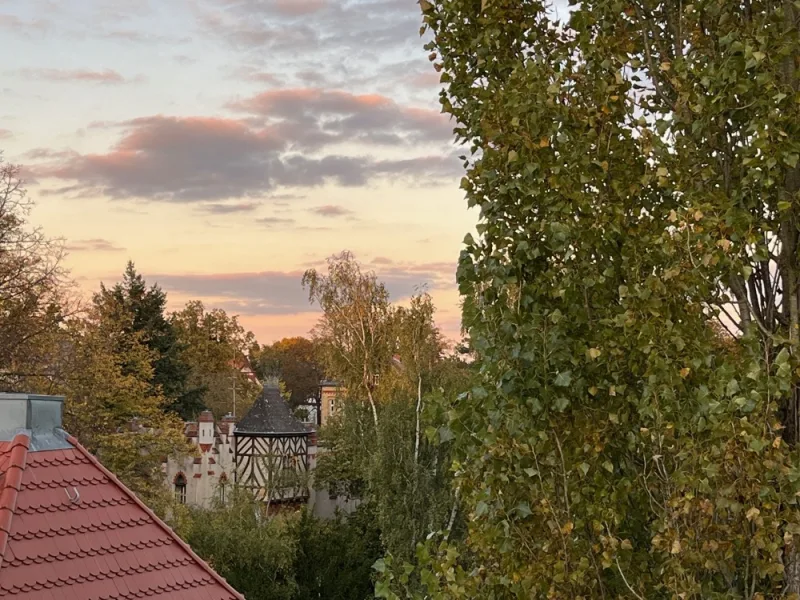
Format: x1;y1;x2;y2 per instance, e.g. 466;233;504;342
251;337;324;406
182;491;382;600
0;155;72;390
403;0;800;598
48;305;192;510
183;489;298;600
306;252;473;593
293;505;382;600
95;262;200;418
170;300;259;418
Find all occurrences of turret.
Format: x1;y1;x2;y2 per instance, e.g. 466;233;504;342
198;410;215;445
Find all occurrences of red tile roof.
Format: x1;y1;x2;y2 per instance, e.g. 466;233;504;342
0;432;244;599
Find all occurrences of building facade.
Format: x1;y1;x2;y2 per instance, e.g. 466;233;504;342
234;385;312;509
163;411;237;508
163;382;358;518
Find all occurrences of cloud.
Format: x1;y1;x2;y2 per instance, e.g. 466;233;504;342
310;204;353;218
229;88;453;148
151;260;455;316
0;13;49;34
17;68;143;85
0;129;12;140
65;238;126;252
200;202;259;214
257;216;296;227
196;0;424;68
153;270;312;315
31;114;461;202
270;0;328;17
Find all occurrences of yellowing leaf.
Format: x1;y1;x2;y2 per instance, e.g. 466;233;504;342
587;347;601;360
746;507;760;521
562;521;574;534
668;209;678;222
660;61;672;71
694;210;704;221
588;386;598;396
539;137;550;148
670;540;682;554
680;367;691;378
621;539;633;550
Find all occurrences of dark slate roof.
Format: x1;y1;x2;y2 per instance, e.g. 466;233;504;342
234;385;310;436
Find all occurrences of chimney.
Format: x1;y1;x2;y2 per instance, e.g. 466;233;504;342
221;413;236;437
0;393;71;450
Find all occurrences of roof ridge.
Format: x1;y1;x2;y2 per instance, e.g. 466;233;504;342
65;434;245;599
0;432;29;571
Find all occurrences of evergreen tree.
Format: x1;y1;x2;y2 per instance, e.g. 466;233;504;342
95;261;203;418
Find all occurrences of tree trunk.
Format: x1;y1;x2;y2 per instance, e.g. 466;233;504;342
781;1;800;593
414;375;422;465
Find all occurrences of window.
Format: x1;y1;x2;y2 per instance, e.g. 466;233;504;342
174;473;187;504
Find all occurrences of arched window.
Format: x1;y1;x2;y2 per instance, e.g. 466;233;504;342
174;473;187;504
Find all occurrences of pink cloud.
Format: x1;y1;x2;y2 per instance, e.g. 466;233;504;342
65;238;126;252
0;129;12;140
273;0;327;16
18;68;142;85
311;204;354;218
29;113;460;202
229;88;453;147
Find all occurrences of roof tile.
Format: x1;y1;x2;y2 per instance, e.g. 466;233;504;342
0;434;243;599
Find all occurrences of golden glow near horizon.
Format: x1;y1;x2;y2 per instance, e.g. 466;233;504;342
4;0;477;345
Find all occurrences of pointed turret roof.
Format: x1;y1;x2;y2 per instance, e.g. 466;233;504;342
234;385;309;436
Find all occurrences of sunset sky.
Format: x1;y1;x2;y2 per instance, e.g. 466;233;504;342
0;0;489;345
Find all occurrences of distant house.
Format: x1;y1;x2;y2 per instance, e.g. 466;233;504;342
163;411;237;509
233;384;314;510
318;379;344;427
228;356;260;386
0;393;244;599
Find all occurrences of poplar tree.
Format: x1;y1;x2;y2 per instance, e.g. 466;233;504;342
380;0;800;597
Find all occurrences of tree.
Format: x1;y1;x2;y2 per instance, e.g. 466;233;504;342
170;300;259;418
303;251;394;428
251;337;324;406
37;305;192;511
293;505;382;600
182;489;298;600
305;253;468;587
95;262;201;418
0;154;74;390
395;1;800;597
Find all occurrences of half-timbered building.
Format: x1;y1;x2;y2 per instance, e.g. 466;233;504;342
234;384;312;508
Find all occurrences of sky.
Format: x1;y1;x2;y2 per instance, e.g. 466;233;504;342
0;0;479;345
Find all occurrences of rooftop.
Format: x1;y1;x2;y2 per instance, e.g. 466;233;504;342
0;393;244;599
234;385;309;437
